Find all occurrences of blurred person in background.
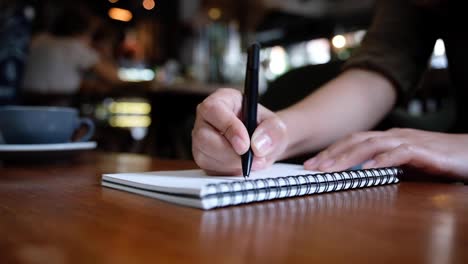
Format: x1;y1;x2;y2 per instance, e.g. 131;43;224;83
21;5;121;97
191;0;468;180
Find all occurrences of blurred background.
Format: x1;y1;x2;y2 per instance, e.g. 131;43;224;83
0;0;451;160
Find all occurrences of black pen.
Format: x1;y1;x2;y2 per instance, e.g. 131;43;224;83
241;43;260;178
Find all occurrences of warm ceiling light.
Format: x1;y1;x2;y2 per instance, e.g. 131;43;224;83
108;0;119;3
108;7;132;22
332;35;346;49
208;7;221;20
142;0;155;10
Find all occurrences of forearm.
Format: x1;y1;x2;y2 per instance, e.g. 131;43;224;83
277;68;397;159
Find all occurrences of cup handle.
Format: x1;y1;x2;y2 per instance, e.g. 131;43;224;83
74;118;95;142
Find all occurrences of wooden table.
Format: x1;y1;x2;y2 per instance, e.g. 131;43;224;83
1;152;468;263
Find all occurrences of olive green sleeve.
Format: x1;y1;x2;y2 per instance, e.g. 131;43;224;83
343;0;438;104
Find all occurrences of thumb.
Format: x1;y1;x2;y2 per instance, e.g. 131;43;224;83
251;107;287;158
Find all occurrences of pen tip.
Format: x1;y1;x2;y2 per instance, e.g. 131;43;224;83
242;150;253;178
242;162;251;178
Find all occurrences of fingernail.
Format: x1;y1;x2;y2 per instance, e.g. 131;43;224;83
362;159;376;169
319;159;335;170
252;133;272;156
231;136;248;154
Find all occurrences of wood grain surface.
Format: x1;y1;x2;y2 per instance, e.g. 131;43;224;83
1;152;467;263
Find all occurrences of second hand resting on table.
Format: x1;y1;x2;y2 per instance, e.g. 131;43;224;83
191;69;468;180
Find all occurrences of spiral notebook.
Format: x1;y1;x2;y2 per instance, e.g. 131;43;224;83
101;163;402;210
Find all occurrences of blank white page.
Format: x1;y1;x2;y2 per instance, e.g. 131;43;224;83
102;163;320;196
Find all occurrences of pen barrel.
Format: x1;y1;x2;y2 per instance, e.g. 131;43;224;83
247;43;260;70
242;67;258;136
242;44;260;136
241;43;260;177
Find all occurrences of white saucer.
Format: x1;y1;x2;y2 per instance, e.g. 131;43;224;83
0;141;97;152
0;141;97;162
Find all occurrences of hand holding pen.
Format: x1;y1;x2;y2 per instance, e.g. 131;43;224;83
192;46;288;176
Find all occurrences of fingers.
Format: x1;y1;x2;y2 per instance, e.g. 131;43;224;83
202;156;267;176
192;116;285;173
193;88;287;175
196;89;249;155
362;144;440;170
192;121;269;175
301;128;468;179
361;135;468;177
303;128;444;174
304;131;389;171
251;106;287;158
194;147;240;176
319;136;401;171
192;121;241;174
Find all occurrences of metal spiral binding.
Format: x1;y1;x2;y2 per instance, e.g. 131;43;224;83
209;167;402;208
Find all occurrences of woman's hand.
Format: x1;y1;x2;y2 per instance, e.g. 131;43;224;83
192;88;288;175
304;128;468;179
